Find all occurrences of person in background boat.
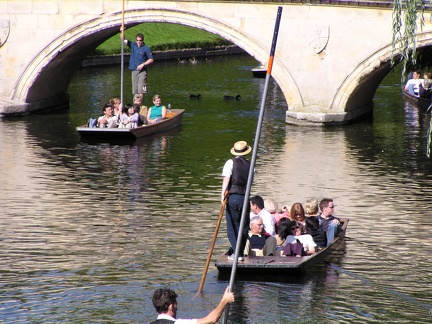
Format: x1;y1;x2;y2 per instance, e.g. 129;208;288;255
304;197;319;217
118;103;133;128
404;70;423;97
151;286;234;324
249;195;275;236
244;216;277;257
110;97;122;123
129;103;146;127
305;216;326;248
284;220;317;255
419;71;432;99
264;198;289;227
147;94;167;124
133;93;148;120
120;29;154;96
289;202;306;229
317;198;341;246
97;103;118;128
221;141;252;261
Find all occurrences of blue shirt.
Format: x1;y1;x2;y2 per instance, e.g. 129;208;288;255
127;41;153;71
149;105;163;120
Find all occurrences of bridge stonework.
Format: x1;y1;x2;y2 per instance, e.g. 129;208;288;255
1;0;431;124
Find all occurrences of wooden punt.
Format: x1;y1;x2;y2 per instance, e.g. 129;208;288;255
402;90;431;111
215;218;348;275
76;109;184;140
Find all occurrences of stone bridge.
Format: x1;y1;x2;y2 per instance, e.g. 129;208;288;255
1;0;431;124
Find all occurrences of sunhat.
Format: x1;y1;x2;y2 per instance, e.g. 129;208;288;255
230;141;252;156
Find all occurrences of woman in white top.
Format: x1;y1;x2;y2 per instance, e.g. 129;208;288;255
284;220;317;255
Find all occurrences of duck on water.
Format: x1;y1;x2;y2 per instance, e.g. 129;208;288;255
223;94;241;100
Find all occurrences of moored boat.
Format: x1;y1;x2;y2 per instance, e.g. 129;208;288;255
402;90;431;111
215;218;348;275
76;109;185;140
251;66;267;78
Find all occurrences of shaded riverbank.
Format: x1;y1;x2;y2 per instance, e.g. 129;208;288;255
82;45;246;67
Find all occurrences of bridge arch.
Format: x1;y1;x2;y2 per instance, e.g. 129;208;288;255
12;8;301;111
335;31;432;119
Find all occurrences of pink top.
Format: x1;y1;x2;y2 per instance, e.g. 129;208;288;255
271;212;290;226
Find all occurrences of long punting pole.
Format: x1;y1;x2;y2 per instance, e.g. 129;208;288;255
120;0;125;106
197;195;228;294
222;6;283;324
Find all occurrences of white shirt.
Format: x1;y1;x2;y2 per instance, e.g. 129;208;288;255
156;313;197;324
250;208;275;236
285;234;317;252
405;78;424;95
221;158;234;178
222;157;255;178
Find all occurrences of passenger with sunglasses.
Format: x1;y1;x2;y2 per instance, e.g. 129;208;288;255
289;202;306;228
318;198;341;246
120;29;154;95
283;220;317;255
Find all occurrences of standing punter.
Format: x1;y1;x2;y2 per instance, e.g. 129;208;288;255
221;141;252;261
121;29;154;95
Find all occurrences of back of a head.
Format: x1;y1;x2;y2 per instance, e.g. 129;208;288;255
123;103;132;114
133;104;141;113
264;198;278;213
276;217;291;239
152;288;177;314
250;195;264;209
304;198;318;215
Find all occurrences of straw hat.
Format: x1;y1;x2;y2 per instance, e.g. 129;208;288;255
230;141;252;156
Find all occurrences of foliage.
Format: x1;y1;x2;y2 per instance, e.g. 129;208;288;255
391;0;427;82
391;1;432;157
91;23;232;56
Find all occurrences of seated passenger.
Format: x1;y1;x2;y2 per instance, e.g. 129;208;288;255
110;97;122;122
118;104;133;128
133;93;148;120
129;104;145;128
419;71;432;99
305;216;326;248
97;103;117;128
264;198;290;226
317;198;341;246
244;216;277;257
250;195;275;236
274;217;291;254
290;202;306;229
404;70;423;97
147;94;167;124
304;197;319;216
283;220;317;256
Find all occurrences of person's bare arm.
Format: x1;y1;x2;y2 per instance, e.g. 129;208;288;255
221;177;230;204
196;287;235;324
137;58;154;71
147;107;152;121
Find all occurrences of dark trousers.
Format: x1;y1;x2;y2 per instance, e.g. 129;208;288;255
226;193;247;256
